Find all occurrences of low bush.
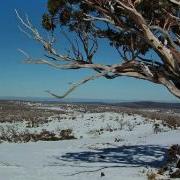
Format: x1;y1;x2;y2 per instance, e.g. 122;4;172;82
154;144;180;179
0;125;76;143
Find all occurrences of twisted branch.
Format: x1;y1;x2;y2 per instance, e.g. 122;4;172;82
16;3;180;99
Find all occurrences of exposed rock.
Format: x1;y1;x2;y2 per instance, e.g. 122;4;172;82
100;172;105;177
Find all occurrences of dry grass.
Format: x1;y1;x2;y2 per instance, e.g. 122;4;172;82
147;171;157;180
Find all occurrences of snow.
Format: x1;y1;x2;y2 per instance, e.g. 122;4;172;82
0;111;180;180
38;106;66;111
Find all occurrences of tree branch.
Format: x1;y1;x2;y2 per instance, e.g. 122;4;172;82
46;70;110;98
16;3;180;99
168;0;180;6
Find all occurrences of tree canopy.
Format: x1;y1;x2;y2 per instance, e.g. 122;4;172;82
16;0;180;98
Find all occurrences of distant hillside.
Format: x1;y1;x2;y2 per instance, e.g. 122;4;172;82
114;101;180;109
0;97;179;109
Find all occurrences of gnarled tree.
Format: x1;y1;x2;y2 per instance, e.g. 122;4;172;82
16;0;180;98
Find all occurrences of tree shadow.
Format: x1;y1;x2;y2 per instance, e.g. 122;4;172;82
57;145;167;168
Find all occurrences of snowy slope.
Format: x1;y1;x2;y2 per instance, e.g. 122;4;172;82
0;112;179;180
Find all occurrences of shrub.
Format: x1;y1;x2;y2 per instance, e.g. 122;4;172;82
0;125;76;143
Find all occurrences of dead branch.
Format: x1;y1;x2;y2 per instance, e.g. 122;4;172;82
169;0;180;6
46;70;110;99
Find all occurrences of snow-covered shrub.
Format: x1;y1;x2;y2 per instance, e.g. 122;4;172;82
105;123;114;132
118;118;126;130
153;123;162;134
127;122;135;131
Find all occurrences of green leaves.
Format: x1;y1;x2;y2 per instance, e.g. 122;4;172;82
47;0;65;16
42;0;179;58
42;13;56;31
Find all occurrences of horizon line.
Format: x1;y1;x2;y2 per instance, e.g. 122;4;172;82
0;96;179;103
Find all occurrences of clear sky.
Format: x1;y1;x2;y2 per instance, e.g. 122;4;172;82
0;0;179;102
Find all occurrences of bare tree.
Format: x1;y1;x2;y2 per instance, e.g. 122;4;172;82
16;0;180;99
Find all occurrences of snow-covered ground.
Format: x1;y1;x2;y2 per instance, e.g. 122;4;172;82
0;112;180;180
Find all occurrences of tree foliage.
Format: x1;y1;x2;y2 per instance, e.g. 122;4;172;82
17;0;180;98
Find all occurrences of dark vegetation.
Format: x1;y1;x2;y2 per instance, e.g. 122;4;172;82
0;100;65;124
0;126;76;143
156;144;180;178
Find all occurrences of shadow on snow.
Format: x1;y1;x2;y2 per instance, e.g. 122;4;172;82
56;145;167;168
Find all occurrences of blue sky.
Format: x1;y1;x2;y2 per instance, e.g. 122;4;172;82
0;0;179;102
